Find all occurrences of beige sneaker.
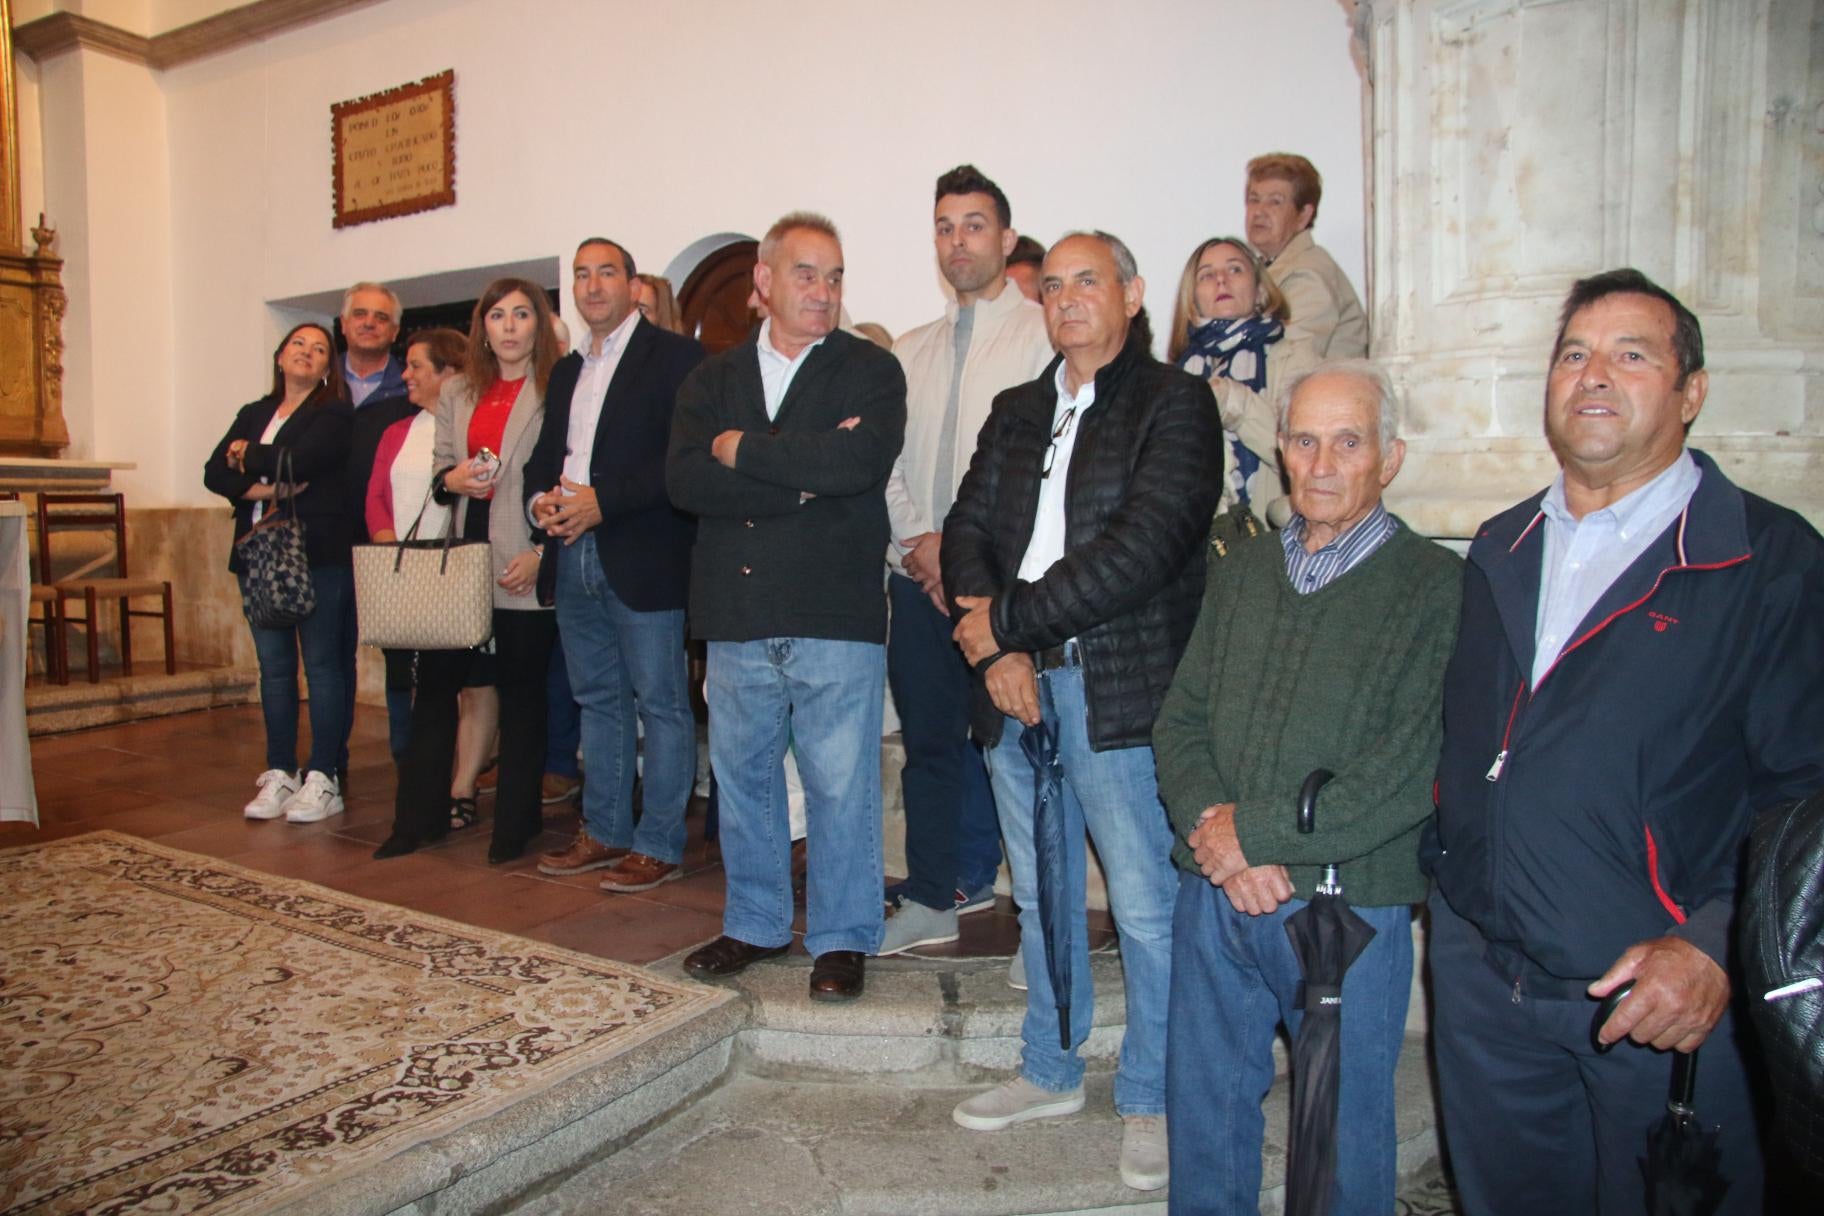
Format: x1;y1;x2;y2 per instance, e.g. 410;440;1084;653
952;1076;1085;1131
1120;1114;1169;1191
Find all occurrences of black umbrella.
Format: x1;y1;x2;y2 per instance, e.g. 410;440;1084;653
1018;711;1074;1050
1283;769;1379;1216
1591;981;1731;1215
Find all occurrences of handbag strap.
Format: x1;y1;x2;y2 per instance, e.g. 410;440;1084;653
394;478;464;575
269;447;299;522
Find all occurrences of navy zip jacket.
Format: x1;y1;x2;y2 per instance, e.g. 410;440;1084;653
1428;449;1824;981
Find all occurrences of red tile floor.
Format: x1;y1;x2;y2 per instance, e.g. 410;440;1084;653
8;704;1115;966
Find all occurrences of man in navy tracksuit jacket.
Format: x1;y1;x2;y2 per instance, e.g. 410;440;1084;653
1428;269;1824;1215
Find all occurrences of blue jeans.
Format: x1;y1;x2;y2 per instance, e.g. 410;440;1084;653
984;665;1178;1115
1166;872;1413;1215
707;636;884;957
241;564;353;777
887;573;1002;907
556;535;694;863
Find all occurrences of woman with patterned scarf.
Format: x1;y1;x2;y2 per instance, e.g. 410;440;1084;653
1167;237;1316;523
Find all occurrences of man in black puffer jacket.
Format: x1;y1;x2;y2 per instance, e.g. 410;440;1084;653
941;231;1221;1192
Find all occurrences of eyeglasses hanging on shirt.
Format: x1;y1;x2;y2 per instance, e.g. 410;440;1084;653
1042;405;1079;479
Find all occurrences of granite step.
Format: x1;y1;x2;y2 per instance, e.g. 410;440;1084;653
512;1041;1439;1216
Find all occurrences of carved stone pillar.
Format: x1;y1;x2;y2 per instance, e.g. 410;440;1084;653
1368;0;1824;534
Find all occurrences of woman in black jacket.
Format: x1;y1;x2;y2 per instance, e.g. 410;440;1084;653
204;322;355;825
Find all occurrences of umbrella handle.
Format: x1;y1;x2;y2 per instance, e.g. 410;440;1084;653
1590;979;1633;1053
1297;769;1336;835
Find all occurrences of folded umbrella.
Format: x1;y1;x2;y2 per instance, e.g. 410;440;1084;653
1018;708;1074;1050
1284;769;1378;1216
1591;981;1731;1216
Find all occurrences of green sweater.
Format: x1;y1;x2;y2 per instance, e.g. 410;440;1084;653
1152;521;1463;907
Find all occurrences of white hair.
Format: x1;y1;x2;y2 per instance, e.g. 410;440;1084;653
341;281;401;321
1276;357;1403;449
1053;230;1139;285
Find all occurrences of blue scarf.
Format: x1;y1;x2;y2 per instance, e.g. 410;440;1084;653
1178;315;1283;506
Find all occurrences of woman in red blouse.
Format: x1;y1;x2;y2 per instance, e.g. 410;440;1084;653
381;280;559;863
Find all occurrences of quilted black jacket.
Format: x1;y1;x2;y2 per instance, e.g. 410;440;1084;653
941;334;1222;750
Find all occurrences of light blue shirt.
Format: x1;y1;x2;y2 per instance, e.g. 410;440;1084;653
1532;450;1702;686
1280;502;1399;595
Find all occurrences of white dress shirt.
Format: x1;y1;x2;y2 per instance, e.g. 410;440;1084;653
756;319;827;420
1017;362;1093;582
563;308;644;486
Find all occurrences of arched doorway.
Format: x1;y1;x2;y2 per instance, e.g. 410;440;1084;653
675;238;759;354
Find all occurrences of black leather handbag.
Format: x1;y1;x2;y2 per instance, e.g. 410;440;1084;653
1740;790;1824;1177
234;449;316;628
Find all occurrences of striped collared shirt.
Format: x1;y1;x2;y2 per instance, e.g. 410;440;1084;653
1280;502;1399;595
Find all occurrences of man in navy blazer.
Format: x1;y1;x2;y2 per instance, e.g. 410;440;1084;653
526;237;706;893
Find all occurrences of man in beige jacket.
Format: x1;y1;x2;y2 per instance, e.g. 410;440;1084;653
1246;152;1369;359
880;164;1055;956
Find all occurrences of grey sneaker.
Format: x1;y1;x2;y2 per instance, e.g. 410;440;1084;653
877;899;960;957
956;880;997;915
1120;1114;1169;1191
1008;943;1027;991
953;1076;1085;1131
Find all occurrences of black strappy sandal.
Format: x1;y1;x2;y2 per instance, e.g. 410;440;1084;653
450;797;480;832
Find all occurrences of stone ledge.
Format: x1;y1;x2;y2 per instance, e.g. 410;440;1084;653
25;664;256;734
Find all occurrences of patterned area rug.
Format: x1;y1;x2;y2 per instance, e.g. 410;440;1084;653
0;832;731;1215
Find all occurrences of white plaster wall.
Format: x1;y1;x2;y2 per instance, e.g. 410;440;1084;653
147;0;1367;508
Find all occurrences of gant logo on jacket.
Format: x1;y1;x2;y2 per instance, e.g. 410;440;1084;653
1648;611;1679;634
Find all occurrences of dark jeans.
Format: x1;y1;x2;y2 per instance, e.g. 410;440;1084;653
1428;891;1767;1215
393;608;555;848
885;573;1002;909
545;630;581;779
241;564;352;777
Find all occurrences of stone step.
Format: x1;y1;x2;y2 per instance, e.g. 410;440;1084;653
512;1042;1439;1216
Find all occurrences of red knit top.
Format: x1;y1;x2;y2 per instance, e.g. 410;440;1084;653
467;377;522;460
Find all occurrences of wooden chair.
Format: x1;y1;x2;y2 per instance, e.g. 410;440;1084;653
0;491;66;684
36;493;175;682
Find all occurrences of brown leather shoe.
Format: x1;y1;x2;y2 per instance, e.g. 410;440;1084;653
540;773;581;804
598;852;681;893
683;935;790;977
536;829;627;876
808;950;865;1002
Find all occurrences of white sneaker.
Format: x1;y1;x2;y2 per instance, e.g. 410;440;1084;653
244;769;298;820
1120;1114;1169;1191
953;1076;1085;1131
282;770;344;823
1008;943;1028;991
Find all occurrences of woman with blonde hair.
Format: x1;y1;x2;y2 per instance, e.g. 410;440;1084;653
385;279;558;863
633;273;684;334
1168;237;1314;518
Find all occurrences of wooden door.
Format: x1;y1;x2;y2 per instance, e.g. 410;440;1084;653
678;241;759;355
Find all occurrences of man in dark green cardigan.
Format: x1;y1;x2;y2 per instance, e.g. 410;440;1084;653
1152;359;1461;1215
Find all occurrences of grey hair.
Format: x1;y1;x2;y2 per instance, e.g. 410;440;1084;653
1276;357;1403;449
758;211;841;263
1054;229;1139;285
341;281;401;321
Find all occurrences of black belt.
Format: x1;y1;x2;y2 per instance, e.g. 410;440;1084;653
1034;640;1081;672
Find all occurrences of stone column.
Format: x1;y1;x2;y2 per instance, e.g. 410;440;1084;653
1368;0;1824;536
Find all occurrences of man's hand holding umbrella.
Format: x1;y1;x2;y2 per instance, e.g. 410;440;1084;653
1588;937;1731;1054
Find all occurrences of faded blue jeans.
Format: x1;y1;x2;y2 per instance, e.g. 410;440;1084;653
1166;871;1413;1215
984;664;1178;1116
555;534;694;863
707;637;885;958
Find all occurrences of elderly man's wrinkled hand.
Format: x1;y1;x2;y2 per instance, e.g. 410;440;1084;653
1188;803;1247;886
1221;865;1294;916
952;595;1000;664
983;652;1041;727
1588;936;1730;1053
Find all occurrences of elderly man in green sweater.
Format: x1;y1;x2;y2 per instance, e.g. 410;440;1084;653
1152;359;1461;1215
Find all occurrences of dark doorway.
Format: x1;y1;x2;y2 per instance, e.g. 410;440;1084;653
678;241;759;355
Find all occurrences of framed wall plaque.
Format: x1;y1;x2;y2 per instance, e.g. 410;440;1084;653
331;70;455;229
